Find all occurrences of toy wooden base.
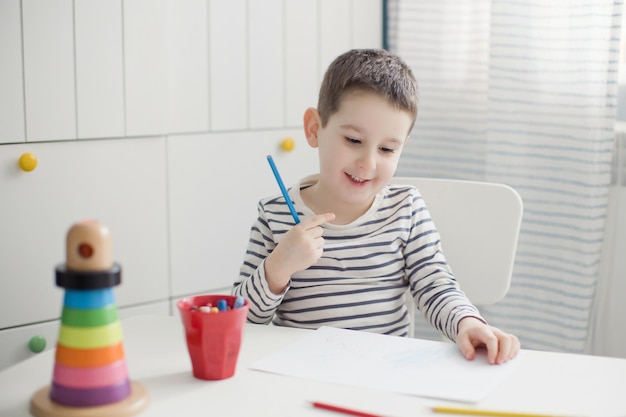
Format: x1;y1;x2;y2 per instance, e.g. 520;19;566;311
30;380;149;417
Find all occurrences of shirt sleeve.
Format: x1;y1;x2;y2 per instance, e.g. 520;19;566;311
404;189;486;341
232;201;288;324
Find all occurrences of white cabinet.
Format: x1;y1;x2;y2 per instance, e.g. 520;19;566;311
0;0;384;369
0;138;169;330
0;320;59;372
285;0;319;127
353;0;384;48
166;0;210;134
0;0;25;143
22;0;76;141
319;0;352;76
123;0;168;137
248;0;284;129
75;0;125;139
208;0;248;131
167;130;319;296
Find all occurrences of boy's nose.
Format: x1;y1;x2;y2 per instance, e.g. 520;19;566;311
357;149;377;171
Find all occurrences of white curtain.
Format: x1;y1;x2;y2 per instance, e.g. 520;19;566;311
388;0;623;353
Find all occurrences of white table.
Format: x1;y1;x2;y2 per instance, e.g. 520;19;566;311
0;315;625;417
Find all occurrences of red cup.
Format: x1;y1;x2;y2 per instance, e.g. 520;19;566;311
177;294;249;380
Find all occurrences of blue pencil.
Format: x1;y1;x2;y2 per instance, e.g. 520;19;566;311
266;155;301;224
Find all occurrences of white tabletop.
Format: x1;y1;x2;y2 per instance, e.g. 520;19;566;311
1;315;625;417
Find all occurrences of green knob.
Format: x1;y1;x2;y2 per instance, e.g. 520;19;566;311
28;335;47;353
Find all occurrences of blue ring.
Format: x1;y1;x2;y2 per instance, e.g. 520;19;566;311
63;289;115;309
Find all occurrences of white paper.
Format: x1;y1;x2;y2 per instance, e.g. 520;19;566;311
250;326;520;403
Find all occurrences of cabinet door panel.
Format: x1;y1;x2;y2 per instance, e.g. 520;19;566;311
248;0;284;129
167;0;209;134
352;0;383;49
167;130;318;296
208;0;247;131
0;138;169;329
319;0;351;79
0;0;25;144
22;0;76;141
285;0;318;127
75;0;125;139
0;320;59;372
124;0;168;137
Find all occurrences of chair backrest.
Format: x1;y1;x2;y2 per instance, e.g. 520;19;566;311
391;177;523;306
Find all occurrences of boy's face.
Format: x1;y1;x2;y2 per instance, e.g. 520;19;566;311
307;90;413;209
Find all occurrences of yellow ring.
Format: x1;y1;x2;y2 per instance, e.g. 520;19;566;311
58;322;122;349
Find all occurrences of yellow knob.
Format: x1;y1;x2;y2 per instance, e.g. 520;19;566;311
281;137;295;152
19;152;38;172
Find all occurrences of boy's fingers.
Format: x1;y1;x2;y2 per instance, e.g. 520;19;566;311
485;333;500;364
302;212;335;228
458;338;476;360
498;334;520;363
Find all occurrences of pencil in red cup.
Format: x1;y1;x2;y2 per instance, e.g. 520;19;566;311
177;294;250;380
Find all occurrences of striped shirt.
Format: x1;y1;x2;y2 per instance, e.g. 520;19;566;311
233;175;483;340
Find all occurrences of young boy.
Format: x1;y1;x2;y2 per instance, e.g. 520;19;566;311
233;49;519;365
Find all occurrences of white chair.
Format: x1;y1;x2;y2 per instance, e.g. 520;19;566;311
390;177;523;338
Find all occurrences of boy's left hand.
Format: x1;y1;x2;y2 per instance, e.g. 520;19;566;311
456;317;520;365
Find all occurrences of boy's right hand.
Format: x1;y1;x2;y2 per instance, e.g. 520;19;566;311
264;212;335;294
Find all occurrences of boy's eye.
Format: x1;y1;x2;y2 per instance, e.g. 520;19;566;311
345;137;361;144
380;147;395;154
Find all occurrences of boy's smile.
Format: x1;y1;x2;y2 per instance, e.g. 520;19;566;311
303;90;414;223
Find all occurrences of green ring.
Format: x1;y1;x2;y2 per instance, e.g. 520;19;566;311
61;305;118;327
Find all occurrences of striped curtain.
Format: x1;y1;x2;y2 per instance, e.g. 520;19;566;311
387;0;622;353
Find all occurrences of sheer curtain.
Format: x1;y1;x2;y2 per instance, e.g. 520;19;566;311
387;0;623;353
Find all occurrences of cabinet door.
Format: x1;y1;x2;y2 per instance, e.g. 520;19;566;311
124;0;168;137
285;0;319;127
318;0;383;81
167;130;318;296
208;0;247;131
0;138;169;329
166;0;209;134
0;320;59;372
352;0;383;49
248;0;284;129
0;0;25;144
22;0;76;141
75;0;125;139
319;0;351;78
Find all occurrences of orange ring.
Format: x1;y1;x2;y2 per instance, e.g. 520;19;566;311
55;342;125;368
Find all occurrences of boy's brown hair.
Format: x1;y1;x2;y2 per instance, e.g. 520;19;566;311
317;49;418;129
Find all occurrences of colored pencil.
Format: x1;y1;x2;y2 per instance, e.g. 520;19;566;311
311;401;387;417
266;155;300;224
432;406;581;417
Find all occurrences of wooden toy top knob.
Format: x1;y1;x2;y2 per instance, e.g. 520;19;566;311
66;220;113;271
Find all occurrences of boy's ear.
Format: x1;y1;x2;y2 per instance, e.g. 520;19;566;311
303;107;321;147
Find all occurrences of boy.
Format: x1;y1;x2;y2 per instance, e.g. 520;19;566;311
233;49;519;364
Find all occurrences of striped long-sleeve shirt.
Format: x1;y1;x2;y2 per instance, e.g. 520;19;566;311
233;175;483;341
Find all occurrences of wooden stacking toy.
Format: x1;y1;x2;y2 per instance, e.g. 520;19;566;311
30;220;149;417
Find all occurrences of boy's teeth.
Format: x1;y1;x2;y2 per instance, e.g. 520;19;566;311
350;174;365;183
